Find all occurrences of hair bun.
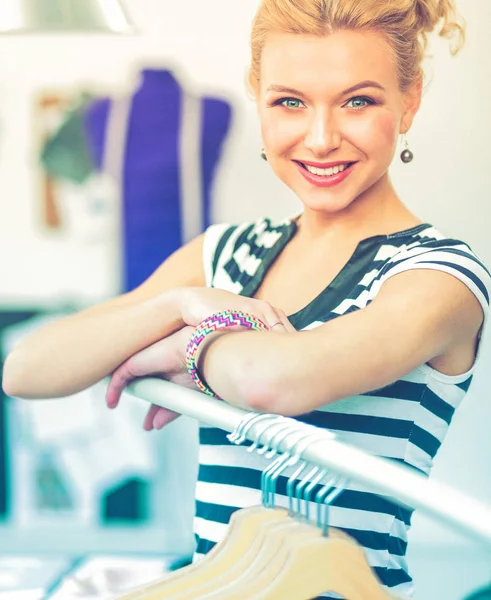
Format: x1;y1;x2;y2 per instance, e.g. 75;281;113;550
414;0;465;54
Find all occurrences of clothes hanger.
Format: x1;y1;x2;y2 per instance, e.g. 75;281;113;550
114;415;316;600
160;426;330;600
180;441;335;599
196;467;347;600
116;508;289;600
117;414;404;600
252;527;396;600
186;427;399;600
168;430;331;600
199;481;395;600
175;516;309;600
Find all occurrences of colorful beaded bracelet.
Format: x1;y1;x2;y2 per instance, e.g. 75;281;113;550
185;310;269;399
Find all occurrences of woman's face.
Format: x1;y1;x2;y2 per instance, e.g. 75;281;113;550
256;29;421;214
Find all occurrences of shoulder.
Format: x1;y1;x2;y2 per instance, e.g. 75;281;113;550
386;224;486;266
378;226;491;310
367;228;490;350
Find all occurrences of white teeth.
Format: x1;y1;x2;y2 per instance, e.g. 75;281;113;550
304;163;349;176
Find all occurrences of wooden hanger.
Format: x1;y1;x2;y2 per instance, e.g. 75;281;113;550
253;528;399;600
117;426;311;600
114;506;289;600
117;510;405;600
198;524;395;600
197;517;322;600
113;419;407;600
191;468;392;600
175;517;315;600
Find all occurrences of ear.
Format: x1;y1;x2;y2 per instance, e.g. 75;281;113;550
400;73;423;134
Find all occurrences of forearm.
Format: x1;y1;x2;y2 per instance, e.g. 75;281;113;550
2;290;183;399
197;306;422;416
198;329;316;415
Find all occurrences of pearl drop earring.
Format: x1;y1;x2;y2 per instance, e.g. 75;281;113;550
400;134;414;163
260;148;267;161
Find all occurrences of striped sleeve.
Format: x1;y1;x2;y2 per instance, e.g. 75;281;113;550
377;240;491;326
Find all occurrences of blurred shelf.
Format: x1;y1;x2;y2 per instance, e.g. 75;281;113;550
0;523;193;556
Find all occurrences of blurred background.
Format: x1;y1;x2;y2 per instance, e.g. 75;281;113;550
0;0;490;598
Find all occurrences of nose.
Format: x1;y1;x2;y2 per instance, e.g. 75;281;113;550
304;109;341;156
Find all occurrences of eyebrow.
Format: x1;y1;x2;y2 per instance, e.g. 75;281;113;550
266;80;386;96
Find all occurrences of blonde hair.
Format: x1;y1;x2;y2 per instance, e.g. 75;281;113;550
250;0;465;92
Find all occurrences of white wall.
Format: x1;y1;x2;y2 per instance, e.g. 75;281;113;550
0;1;490;597
1;0;489;297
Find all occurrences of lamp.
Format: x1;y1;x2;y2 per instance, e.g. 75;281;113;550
0;0;136;35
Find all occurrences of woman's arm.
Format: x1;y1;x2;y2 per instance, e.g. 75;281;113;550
198;269;485;415
2;234;207;399
2;235;287;400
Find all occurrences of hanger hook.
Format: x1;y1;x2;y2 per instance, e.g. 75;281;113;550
288;427;337;520
303;468;329;524
255;420;292;456
262;451;295;508
286;462;307;517
227;412;262;444
261;452;290;507
261;423;295;458
284;431;326;517
235;418;295;508
227;413;277;447
295;466;321;521
317;477;349;536
247;416;288;454
264;426;316;508
314;475;341;531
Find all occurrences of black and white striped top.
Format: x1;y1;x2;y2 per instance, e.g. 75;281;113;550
193;215;491;598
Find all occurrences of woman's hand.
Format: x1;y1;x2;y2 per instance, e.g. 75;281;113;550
106;289;295;431
176;287;292;330
105;326;195;431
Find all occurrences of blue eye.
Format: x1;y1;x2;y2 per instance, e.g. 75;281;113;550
274;98;304;109
346;96;375;110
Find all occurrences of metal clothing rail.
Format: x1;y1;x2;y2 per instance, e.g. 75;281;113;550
124;377;491;549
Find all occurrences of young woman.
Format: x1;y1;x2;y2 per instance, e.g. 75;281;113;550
4;0;490;596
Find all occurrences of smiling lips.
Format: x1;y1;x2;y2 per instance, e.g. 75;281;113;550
294;159;358;187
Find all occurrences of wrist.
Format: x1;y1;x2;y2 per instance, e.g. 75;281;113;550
170;286;200;327
195;329;229;371
161;287;187;328
185;310;268;399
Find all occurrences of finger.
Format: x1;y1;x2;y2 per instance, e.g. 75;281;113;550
143;404;161;431
133;342;175;374
106;365;133;409
153;407;181;429
277;309;297;333
265;307;290;334
258;302;286;329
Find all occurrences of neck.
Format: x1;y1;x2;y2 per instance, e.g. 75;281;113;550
294;174;421;245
